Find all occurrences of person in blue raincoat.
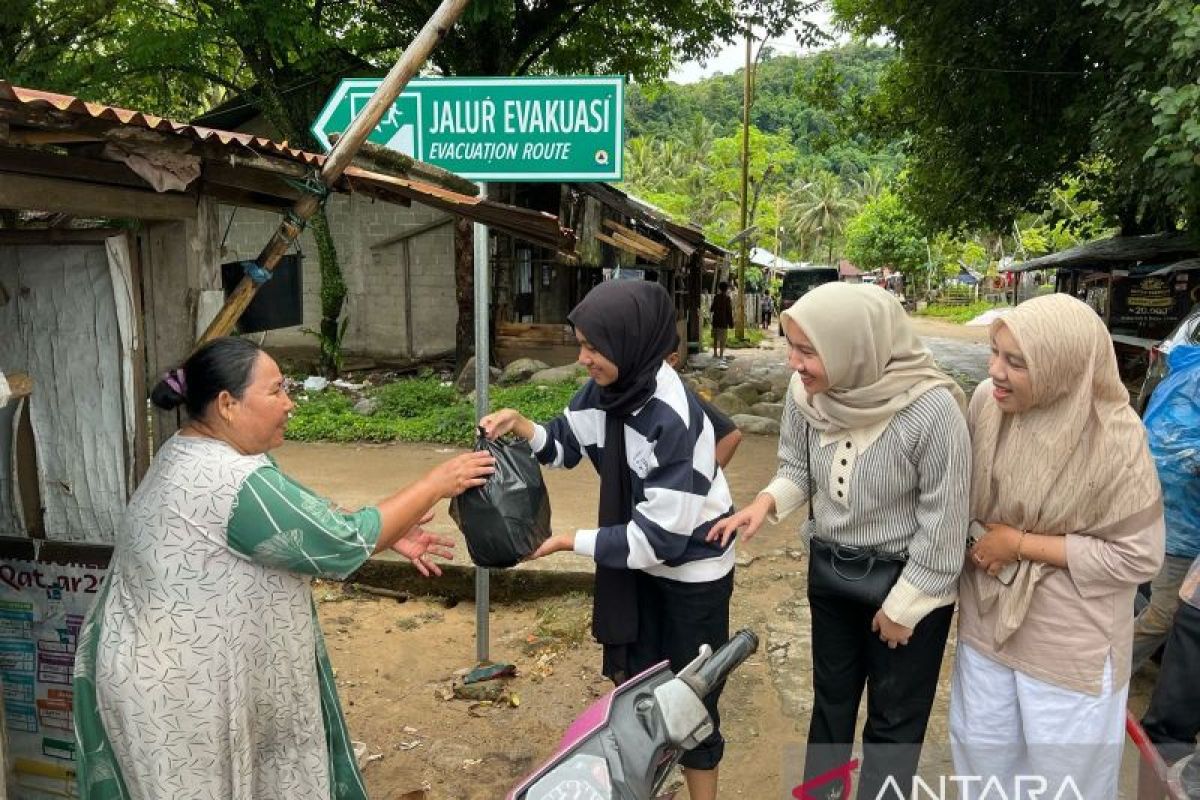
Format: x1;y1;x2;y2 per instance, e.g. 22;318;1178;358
1132;344;1200;671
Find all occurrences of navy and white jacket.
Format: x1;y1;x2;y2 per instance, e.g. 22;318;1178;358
530;363;736;583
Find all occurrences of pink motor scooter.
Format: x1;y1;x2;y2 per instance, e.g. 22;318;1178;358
507;629;760;800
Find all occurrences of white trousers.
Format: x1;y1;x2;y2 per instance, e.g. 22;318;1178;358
949;642;1128;800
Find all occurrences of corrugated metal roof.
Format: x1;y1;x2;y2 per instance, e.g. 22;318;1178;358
1006;232;1199;272
0;82;572;251
0;82;326;167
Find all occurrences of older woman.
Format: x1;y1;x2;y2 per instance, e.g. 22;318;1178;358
951;294;1164;799
73;337;494;800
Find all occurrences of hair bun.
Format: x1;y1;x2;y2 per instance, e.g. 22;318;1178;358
150;378;185;411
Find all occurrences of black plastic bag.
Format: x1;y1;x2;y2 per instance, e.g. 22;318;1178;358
449;432;552;568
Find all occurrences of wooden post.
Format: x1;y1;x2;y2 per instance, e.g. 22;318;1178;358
687;249;703;353
736;27;752;340
196;0;472;346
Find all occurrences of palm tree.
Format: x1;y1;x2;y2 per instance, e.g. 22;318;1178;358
851;165;888;204
681;113;718;164
625;138;661;187
779;179;815;260
656;139;690;183
791;173;858;264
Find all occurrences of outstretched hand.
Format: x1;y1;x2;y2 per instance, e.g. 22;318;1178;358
528;532;576;560
392;512;456;577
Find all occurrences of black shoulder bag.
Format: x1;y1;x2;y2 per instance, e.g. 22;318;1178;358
804;422;907;608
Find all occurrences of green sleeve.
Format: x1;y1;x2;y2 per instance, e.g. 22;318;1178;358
228;465;382;580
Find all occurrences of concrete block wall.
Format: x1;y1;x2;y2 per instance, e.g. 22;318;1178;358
218;194;457;361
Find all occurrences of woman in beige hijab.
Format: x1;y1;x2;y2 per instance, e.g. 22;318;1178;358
951;294;1164;799
710;282;970;799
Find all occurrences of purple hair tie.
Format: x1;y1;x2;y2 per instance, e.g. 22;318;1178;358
164;368;187;398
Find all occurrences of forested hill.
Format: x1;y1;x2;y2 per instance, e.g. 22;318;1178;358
626;44;901;180
618;44;905;255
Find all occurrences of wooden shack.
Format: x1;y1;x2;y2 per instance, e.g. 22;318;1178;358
1007;232;1200;388
488;181;721;366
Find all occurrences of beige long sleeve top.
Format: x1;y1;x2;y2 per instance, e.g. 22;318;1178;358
958;513;1165;695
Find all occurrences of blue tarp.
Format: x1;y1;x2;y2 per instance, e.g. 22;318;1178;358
954;269;980;285
1143;344;1200;557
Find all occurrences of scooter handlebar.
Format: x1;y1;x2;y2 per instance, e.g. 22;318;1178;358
689;629;759;699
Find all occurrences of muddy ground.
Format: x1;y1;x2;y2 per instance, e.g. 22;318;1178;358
281;320;1159;799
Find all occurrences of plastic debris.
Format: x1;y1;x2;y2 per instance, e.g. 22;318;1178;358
463;662;517;685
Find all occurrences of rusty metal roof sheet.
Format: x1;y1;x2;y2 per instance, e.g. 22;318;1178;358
0;83;326;165
0;82;572;252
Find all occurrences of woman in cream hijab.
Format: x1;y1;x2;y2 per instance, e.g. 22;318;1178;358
711;282;970;799
951;294;1164;799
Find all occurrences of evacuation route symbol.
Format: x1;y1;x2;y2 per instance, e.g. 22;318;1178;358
354;92;420;158
313;83;422;157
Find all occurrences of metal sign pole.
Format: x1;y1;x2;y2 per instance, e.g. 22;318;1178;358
473;181;490;663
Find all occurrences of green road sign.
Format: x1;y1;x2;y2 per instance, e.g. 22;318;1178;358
312;76;624;181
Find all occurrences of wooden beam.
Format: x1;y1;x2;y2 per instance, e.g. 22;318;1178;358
596;231;653;261
0;143;156;190
332;135;479;196
5;373;32;400
0;228;126;244
610;230;667;263
196;181;294;213
0;172;197;220
596;231;666;263
7;131;104;146
202;161;304;202
603;219;670;259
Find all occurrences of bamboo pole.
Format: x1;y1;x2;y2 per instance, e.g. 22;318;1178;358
196;0;472;346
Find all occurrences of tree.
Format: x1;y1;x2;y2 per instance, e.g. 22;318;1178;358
788;172;858;264
1086;0;1200;232
843;190;925;279
0;1;167;105
830;0;1199;234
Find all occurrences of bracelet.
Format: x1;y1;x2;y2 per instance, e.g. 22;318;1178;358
1016;530;1029;562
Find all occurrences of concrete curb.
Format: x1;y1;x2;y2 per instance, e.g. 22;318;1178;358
347;559;596;602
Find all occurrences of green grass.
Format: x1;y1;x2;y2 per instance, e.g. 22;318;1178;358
286;376;579;446
916;301;1005;324
701;326;766;350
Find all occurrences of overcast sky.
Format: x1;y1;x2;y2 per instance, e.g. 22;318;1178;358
669;8;845;84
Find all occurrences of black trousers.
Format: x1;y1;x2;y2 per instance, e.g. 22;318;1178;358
1142;600;1200;765
625;569;734;770
801;593;953;800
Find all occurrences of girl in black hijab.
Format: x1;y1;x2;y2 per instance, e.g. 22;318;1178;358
482;280;737;800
